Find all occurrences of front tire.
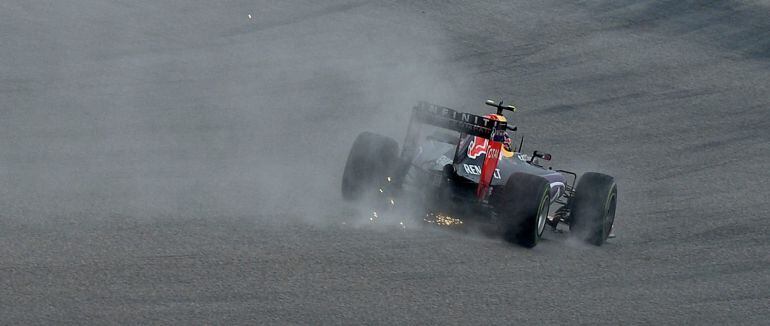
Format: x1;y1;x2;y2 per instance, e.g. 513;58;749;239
569;172;617;246
341;132;399;201
493;173;551;248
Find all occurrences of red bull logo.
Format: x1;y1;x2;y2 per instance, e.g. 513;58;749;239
467;136;489;159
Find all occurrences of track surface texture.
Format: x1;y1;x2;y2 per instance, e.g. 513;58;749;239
1;1;769;324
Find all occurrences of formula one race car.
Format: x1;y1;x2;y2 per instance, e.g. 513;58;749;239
341;100;617;248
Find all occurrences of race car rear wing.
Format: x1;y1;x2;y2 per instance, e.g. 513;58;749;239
403;101;510;200
395;101;515;200
411;101;507;139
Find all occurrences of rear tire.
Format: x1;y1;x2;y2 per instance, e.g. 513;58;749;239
569;172;617;246
341;132;399;201
493;173;551;248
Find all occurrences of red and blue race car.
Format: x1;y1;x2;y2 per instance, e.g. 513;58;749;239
342;100;617;248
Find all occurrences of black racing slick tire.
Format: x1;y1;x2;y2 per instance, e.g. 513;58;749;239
493;172;551;248
569;172;617;246
341;132;399;201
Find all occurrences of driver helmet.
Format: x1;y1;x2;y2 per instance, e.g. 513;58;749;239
484;114;514;157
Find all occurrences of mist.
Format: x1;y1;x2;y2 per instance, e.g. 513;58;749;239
3;1;769;324
0;1;482;223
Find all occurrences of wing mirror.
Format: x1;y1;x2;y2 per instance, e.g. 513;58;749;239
529;151;551;164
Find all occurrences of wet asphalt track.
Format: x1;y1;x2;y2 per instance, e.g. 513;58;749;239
1;1;769;324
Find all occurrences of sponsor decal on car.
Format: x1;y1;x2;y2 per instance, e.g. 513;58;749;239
467;136;489;159
463;164;501;179
468;136;509;160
